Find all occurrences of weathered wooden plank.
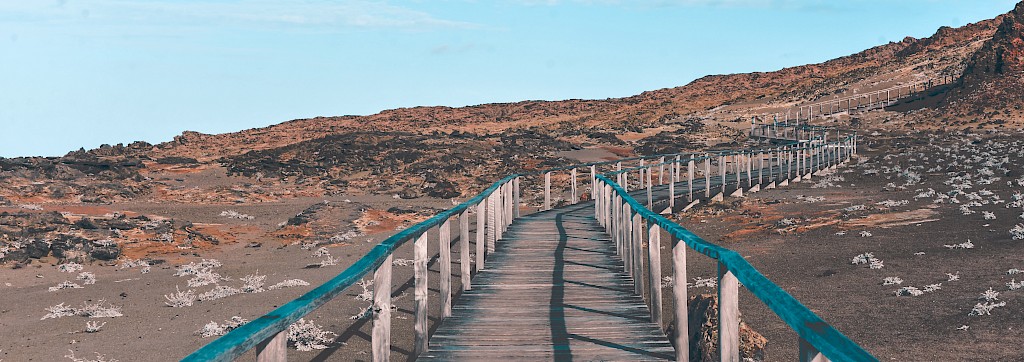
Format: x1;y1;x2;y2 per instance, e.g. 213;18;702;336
414;232;429;357
460;210;471;291
718;261;739;362
372;254;392;362
254;330;286;362
439;218;452;319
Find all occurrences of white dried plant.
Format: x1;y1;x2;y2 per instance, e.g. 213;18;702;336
77;301;123;318
1008;268;1023;275
312;247;330;257
392;258;413;267
220;210;255;220
859;231;873;238
691;277;717;289
197;286;242;301
980;288;1000;301
882;277;903;286
84;321;106;333
923;283;942;293
240;272;267;293
164;286;196;307
947;272;961;281
895;286;923;297
287;318;337;351
318;256;339;267
982;211;996;220
77;272;96;285
42;303;78;320
1011;224;1024;240
354;279;374;302
268;279;310;290
187;271;228;288
969;301;1006;316
58;263;84;273
196;316;249;338
65;350;118;362
49;281;84;292
1007;279;1023;291
944;240;975;250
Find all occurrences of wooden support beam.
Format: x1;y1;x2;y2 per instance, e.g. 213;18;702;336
255;330;287;362
718;261;739;362
439;218;452;319
475;202;485;272
372;255;393;362
800;338;831;362
672;235;689;362
460;210;471;291
414;232;429;357
632;213;643;295
543;172;551;210
648;223;663;326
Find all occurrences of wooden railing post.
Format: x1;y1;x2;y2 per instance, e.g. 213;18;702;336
758;150;764;184
800;338;830;362
571;168;578;204
513;177;520;218
544;171;551;210
704;155;711;198
646;167;654;208
639;159;646;188
460;210;471;291
659;156;666;185
439;218;452;319
413;232;429;357
718;261;739;362
648;223;663;326
669;162;676;209
373;254;393;362
475;202;485;272
688;158;695;202
719;154;726;194
672;235;688;362
255;330;287;362
613;195;621;256
487;194;496;253
622;202;632;272
631;213;643;295
590;165;597;201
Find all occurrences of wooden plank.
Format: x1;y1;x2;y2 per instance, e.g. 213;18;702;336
672;235;689;362
476;202;485;271
414;232;429;357
254;330;286;362
372;255;392;362
718;261;739;362
647;223;663;326
439;218;452;319
460;210;471;291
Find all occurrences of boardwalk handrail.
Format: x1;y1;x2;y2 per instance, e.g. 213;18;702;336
187;128;868;361
592;135;876;361
184;173;521;361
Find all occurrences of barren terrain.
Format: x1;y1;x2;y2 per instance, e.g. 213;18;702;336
3;2;1024;361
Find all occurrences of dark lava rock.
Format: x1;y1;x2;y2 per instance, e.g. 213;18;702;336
90;247;121;261
155;157;199;165
75;218;100;230
425;180;460;199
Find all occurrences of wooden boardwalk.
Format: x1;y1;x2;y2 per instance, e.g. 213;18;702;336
418;202;676;361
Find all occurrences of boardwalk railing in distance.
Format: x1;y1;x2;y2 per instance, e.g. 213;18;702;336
592;134;876;362
185;127;872;361
755;73;958;123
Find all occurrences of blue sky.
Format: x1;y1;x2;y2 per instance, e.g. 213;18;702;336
1;0;1017;157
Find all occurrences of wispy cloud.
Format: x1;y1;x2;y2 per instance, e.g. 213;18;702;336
1;0;478;31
